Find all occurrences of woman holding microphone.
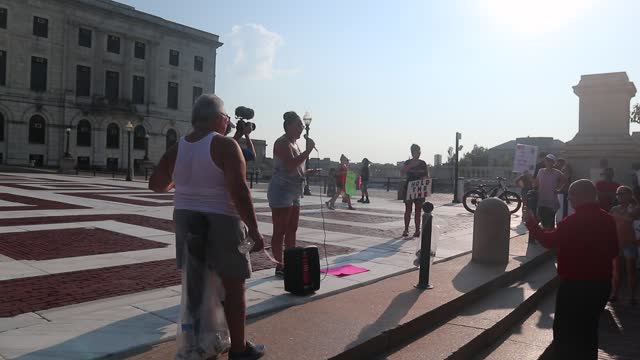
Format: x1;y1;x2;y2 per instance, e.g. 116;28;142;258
268;111;318;277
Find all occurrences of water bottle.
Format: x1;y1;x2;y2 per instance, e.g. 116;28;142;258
237;227;254;254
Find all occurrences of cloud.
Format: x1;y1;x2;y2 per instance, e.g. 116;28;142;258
228;24;297;80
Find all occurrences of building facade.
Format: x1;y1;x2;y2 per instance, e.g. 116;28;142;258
0;0;222;170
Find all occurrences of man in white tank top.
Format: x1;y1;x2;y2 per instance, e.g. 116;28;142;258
150;94;265;359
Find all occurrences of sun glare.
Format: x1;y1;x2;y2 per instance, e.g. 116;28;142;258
484;0;598;35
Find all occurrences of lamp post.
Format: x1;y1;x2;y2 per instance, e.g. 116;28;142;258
126;121;133;181
64;127;71;158
144;134;149;161
303;112;313;196
453;132;462;203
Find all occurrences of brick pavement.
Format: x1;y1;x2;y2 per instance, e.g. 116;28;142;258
0;239;353;317
256;214;404;238
0;228;167;260
302;210;401;223
0;214;176;231
0;193;89;211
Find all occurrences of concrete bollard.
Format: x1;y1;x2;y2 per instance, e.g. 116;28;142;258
472;197;510;264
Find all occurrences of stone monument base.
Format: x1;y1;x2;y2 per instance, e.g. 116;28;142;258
58;157;75;174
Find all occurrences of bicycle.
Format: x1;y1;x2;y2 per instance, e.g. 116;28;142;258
462;177;522;214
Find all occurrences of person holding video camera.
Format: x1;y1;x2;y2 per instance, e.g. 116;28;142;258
231;106;257;162
267;111;319;277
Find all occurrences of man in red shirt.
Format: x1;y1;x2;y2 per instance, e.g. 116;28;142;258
596;167;620;211
526;179;618;360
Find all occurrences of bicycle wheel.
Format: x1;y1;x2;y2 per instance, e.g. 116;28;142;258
462;190;485;213
499;191;522;214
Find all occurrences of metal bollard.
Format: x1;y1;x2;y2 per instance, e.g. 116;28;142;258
415;202;435;290
386;177;391;192
526;190;538;243
249;172;254;189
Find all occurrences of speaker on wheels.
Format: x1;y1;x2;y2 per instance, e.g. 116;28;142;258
284;246;321;296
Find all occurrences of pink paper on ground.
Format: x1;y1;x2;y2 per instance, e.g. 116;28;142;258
321;264;370;277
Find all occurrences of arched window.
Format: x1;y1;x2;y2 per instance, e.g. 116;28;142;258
76;119;91;147
106;123;119;149
133;125;146;150
166;129;177;151
28;115;45;144
0;113;4;142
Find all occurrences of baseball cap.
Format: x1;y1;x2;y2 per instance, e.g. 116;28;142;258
545;154;556;161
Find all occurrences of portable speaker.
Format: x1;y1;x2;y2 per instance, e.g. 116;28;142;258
284;246;321;296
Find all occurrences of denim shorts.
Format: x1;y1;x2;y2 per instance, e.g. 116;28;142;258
173;209;251;279
267;177;302;208
620;244;639;258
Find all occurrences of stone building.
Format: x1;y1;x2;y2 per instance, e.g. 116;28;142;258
0;0;222;170
487;136;565;167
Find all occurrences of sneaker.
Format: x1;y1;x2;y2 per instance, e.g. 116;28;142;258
357;198;364;203
228;342;265;360
364;199;370;203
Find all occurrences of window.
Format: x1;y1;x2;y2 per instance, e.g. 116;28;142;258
132;75;145;104
105;70;119;101
194;56;203;72
192;86;202;104
76;65;91;96
0;50;5;86
0;8;7;29
169;49;179;66
28;115;45;144
30;57;47;92
167;82;179;109
76;119;91;147
133;125;146;150
33;16;48;38
134;41;145;59
78;28;92;48
166;129;177;151
107;35;120;54
106;123;119;148
0;113;4;141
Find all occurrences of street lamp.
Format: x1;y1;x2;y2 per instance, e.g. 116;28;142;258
64;127;71;158
144;134;149;161
125;121;134;181
453;132;462;203
303;112;313;196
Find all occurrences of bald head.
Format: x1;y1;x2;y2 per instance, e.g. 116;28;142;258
568;179;597;207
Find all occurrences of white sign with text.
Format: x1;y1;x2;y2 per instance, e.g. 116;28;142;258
406;177;432;200
512;144;538;174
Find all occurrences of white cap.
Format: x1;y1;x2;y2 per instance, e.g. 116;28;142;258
545;154;556;161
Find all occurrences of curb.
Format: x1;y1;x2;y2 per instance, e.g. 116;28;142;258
329;250;554;360
98;249;478;360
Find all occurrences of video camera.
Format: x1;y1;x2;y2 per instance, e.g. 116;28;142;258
235;106;256;133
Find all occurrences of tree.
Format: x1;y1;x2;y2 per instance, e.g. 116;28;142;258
460;144;489;166
631;103;640;124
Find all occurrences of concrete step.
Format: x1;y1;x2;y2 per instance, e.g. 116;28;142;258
475;290;556;360
378;258;558;360
121;235;552;360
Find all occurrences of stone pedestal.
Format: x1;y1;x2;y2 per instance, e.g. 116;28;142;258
472;197;510;265
563;72;640;185
58;157;75;174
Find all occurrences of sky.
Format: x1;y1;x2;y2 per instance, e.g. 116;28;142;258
118;0;640;164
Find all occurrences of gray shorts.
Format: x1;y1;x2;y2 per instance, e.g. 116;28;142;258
267;177;302;208
173;209;251;279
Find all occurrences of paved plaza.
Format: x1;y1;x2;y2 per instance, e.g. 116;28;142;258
0;172;527;359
